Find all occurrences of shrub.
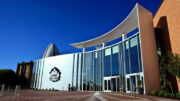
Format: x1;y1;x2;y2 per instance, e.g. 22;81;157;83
158;90;174;97
152;90;158;96
164;92;174;97
168;93;175;98
163;91;168;97
158;90;165;97
176;92;180;98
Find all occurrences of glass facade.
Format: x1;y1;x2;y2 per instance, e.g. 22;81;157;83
31;61;37;88
31;60;40;89
81;33;143;91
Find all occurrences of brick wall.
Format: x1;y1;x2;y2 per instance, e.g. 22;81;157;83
153;0;180;92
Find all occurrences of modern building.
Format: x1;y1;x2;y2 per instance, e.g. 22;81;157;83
30;3;162;94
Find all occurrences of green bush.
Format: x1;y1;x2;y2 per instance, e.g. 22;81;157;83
152;90;158;96
158;90;166;97
168;93;175;98
176;92;180;98
164;92;174;97
164;91;168;97
158;90;175;97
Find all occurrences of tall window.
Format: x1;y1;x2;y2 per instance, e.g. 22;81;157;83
119;43;125;88
129;36;139;73
104;48;111;77
97;50;103;91
137;35;143;72
124;34;142;74
84;52;93;91
93;52;97;90
125;41;130;74
83;53;87;90
112;45;119;76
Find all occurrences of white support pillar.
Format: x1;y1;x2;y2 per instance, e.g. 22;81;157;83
82;47;85;91
102;42;106;48
82;48;85;53
122;33;126;91
122;34;126;41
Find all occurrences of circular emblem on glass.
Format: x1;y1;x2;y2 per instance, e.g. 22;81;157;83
49;67;61;82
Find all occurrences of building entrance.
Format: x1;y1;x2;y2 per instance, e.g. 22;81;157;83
103;76;120;92
126;73;144;93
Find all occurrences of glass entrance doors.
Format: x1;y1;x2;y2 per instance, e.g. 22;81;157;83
111;77;120;92
103;76;120;92
126;73;144;93
104;78;111;92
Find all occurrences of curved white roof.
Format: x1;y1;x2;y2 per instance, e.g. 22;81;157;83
70;4;140;48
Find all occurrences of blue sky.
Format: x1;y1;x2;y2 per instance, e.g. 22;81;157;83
0;0;162;71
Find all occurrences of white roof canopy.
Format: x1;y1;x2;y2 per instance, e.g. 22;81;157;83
70;4;140;48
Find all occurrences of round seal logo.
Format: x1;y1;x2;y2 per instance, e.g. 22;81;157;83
49;67;61;82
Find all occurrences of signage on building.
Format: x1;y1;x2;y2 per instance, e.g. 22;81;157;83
49;67;61;82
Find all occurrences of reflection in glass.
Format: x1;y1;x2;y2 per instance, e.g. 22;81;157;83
111;78;116;91
81;33;143;92
112;46;119;76
127;78;130;91
104;80;107;90
108;80;111;90
130;76;136;92
125;41;130;74
104;48;111;77
129;36;139;73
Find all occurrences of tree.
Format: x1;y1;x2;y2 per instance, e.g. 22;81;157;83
0;69;29;88
159;51;180;94
166;51;180;79
159;55;170;91
0;69;17;87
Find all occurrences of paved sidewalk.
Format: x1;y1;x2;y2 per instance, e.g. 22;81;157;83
0;90;179;101
102;92;179;101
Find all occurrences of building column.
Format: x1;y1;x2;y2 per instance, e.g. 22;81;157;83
102;42;106;48
82;48;85;53
82;47;85;91
122;34;126;41
122;33;126;91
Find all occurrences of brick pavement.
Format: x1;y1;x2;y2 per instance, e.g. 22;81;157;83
0;90;179;101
